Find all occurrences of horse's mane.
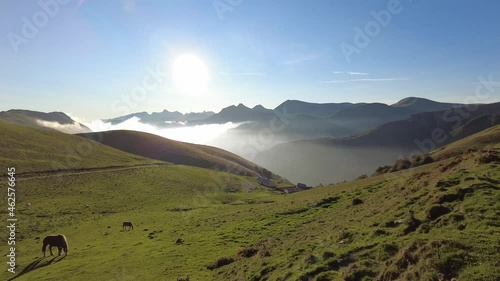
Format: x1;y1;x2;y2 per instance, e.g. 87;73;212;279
58;234;68;247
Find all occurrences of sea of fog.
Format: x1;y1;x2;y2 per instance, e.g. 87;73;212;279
82;117;242;145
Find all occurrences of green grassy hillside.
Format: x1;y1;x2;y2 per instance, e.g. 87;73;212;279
2;125;498;280
0;110;91;133
79;130;280;179
0;121;162;174
432;125;500;160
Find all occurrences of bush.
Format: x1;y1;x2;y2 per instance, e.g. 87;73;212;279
411;154;434;167
357;174;368;180
390;159;412;172
206;257;235;270
322;251;335;260
237;247;258;258
373;165;391;175
352;198;364;206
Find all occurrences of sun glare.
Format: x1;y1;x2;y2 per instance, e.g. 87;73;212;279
172;54;210;96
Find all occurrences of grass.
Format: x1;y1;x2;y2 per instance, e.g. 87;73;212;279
0;121;162;174
432;124;500;160
1;123;499;280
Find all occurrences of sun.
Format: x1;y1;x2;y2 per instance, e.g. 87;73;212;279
171;54;210;96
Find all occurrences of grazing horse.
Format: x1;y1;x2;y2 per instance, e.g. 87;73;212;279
122;221;134;230
42;234;68;257
177;275;190;281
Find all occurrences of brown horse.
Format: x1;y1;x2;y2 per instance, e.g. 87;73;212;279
122;221;134;230
42;234;68;257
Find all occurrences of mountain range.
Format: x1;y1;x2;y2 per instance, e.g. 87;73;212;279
3;107;499;280
2;97;498;185
254;102;500;184
104;110;215;126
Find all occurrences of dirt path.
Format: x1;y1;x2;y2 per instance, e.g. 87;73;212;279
11;163;170;181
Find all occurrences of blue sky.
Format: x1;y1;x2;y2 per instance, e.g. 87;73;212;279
1;0;499;120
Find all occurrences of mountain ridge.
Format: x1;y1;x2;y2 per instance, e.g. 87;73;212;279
0;109;91;133
78;130;283;180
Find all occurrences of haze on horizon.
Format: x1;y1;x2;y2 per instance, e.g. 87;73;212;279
1;0;500;120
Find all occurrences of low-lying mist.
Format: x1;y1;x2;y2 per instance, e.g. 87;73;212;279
73;116;409;185
36;119;90;134
83;117;242;145
253;142;410;186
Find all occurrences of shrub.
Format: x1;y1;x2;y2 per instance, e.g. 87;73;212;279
352;198;364;206
322;251;335;260
427;205;451;220
238;247;258;258
373;165;391;175
390;159;412;172
206;257;235;270
357;174;368;180
411;154;434;167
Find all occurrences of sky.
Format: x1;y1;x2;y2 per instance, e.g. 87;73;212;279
1;0;500;120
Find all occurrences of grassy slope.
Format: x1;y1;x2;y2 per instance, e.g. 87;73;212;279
79;130;279;178
432;125;500;160
1;127;498;280
0;121;162;174
2;165;271;281
0;110;91;132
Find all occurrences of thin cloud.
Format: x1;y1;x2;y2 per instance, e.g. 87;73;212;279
217;72;265;77
320;78;408;83
282;53;322;65
347;71;369;75
333;71;370;75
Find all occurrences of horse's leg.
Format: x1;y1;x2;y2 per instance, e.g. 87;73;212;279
58;246;62;256
49;245;54;256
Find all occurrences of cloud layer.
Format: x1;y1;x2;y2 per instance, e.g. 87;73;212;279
321;78;408;83
83;117;241;144
36;120;89;134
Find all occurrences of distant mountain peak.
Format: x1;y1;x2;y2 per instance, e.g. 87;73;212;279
392;97;435;107
252;104;271;112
